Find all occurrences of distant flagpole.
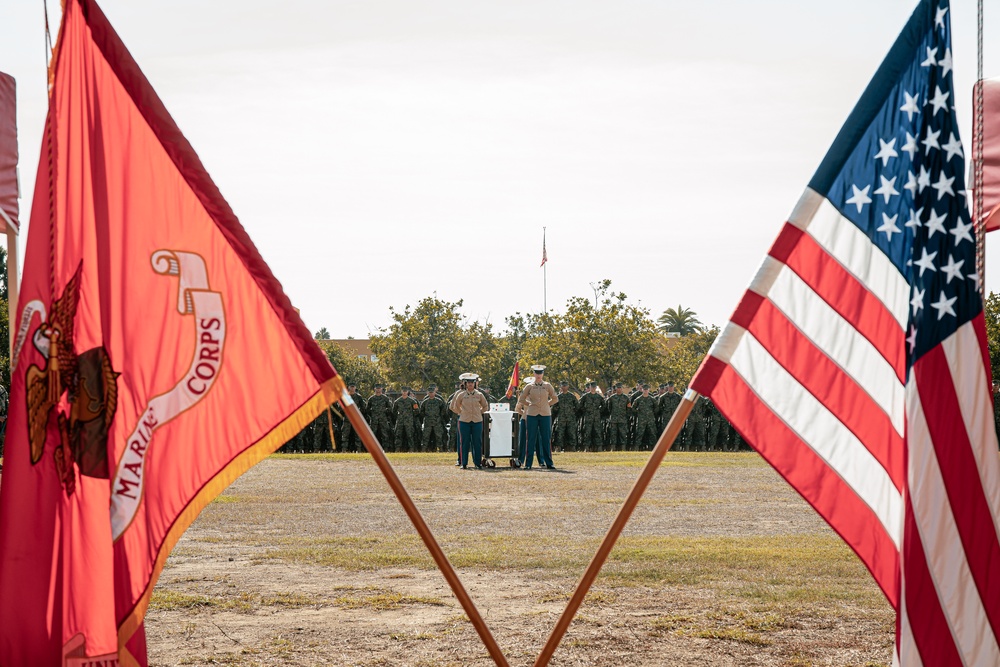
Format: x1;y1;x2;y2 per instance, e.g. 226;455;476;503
540;227;548;311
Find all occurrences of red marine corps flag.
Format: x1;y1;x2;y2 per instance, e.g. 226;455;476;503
0;1;340;665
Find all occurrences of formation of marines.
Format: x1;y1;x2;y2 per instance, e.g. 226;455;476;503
280;379;748;454
551;381;747;452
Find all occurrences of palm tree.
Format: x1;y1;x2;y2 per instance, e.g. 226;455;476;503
657;305;703;335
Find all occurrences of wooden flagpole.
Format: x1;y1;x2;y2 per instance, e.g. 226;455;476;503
336;379;511;667
533;390;700;667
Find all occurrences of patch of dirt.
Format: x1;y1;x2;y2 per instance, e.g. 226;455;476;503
145;453;893;666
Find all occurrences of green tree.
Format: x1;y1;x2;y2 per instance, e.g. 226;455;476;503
317;340;386;395
657;305;703;335
984;291;1000;383
314;326;331;340
660;326;719;389
520;280;665;391
369;296;495;390
477;314;527;397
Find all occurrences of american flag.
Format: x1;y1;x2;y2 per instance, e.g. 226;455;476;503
689;1;1000;664
541;228;548;267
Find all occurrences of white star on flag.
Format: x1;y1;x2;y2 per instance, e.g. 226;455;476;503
925;208;948;237
911;286;926;314
904;171;918;195
942;132;963;160
914;247;938;276
958;188;971;210
874;175;899;203
904;207;924;229
950;217;974;245
935;5;949;30
902;131;918;158
941;255;965;283
931;171;955;199
922;127;941;153
917;164;931;191
877;212;901;241
921;46;938;66
969;270;982;292
939;48;953;77
929;86;950;115
900;92;921;121
930;291;957;320
906;325;918;352
874;138;899;166
846;184;872;212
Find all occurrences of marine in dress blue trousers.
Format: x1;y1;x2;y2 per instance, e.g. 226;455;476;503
515;366;559;469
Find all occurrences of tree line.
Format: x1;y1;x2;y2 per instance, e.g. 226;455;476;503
316;280;718;396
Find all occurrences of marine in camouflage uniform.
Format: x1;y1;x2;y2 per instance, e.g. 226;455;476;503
312;404;334;453
627;382;645;451
339;383;367;452
631;384;658;450
605;384;631;451
297;419;316;453
657;383;682;451
552;381;579;452
419;385;448;452
704;398;724;451
366;384;395;451
724;414;739;450
393;387;420;452
578;382;604;451
722;415;737;451
686;391;707;451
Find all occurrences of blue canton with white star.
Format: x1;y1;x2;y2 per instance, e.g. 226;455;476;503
808;0;979;373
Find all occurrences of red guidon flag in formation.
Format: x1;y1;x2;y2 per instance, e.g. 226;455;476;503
0;1;340;665
505;362;520;398
690;1;1000;664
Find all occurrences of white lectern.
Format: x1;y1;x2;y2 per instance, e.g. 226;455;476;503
487;403;516;466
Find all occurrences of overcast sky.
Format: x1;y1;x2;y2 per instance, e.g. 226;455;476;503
3;0;1000;337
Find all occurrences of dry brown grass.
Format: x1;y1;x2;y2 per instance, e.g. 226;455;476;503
147;452;894;666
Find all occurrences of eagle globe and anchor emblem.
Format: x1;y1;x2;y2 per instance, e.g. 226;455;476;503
17;250;226;521
22;263;118;494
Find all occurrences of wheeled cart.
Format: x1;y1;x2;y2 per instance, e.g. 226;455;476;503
482;404;519;468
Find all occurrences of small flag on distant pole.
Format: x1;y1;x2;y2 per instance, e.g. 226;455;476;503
540;228;548;267
690;1;1000;664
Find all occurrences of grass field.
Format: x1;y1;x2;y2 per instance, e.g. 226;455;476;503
146;452;894;666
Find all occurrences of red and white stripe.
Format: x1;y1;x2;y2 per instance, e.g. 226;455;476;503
691;188;1000;664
